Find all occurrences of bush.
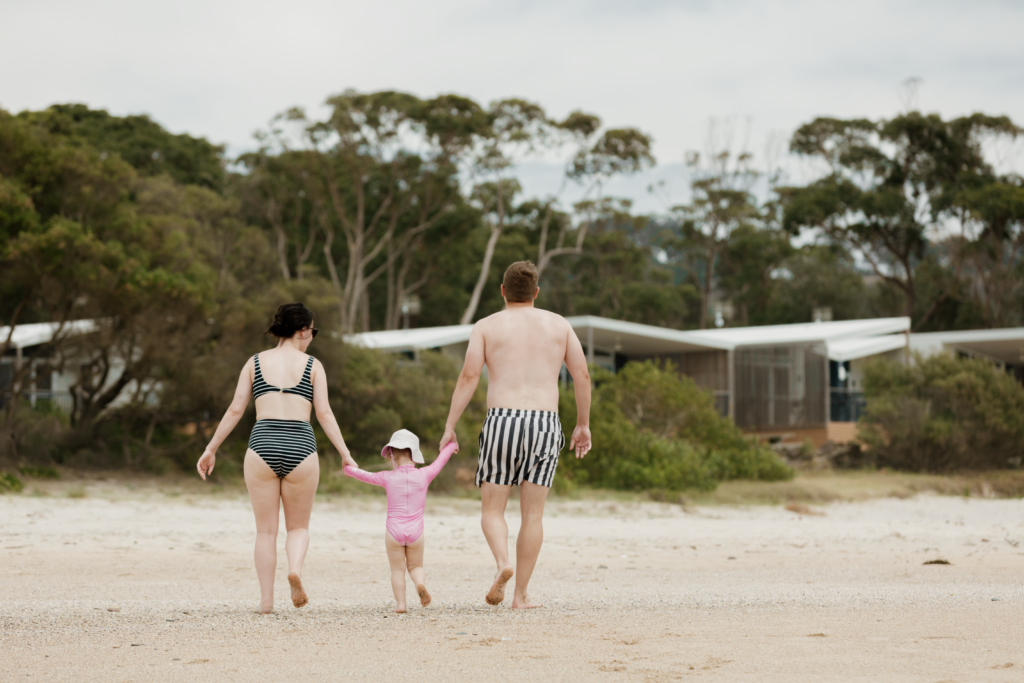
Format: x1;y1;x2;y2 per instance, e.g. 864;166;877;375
858;354;1024;472
556;361;791;491
0;472;24;493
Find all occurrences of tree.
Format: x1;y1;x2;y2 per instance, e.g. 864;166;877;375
460;99;551;324
264;91;488;333
17;103;226;190
781;112;1020;329
668;149;761;329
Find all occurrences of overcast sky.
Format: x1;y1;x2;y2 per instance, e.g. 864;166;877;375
3;0;1022;213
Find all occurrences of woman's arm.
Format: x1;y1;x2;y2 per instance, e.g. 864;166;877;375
342;465;388;487
311;359;357;468
422;442;458;482
197;359;253;480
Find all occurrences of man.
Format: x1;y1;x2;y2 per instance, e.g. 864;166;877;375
439;260;592;609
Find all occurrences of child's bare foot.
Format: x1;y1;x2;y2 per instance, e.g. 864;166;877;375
485;566;514;605
416;584;431;607
512;594;543;609
287;572;308;608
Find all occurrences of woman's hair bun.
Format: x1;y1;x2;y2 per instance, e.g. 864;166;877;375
265;303;314;338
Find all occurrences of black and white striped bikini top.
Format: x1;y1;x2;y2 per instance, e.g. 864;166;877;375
252;353;315;402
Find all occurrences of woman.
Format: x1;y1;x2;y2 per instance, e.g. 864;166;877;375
196;302;355;614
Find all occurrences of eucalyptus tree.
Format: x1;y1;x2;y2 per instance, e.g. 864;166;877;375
458;103;655;324
780;112;1019;328
534;122;655;279
266;91;488;333
460;99;551;324
668;148;762;329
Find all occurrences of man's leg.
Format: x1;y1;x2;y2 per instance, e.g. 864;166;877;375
512;481;550;609
480;482;515;604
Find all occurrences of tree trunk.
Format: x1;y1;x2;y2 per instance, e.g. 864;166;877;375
461;223;503;325
461;182;507;325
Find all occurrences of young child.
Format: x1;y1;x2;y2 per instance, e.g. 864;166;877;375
344;429;456;613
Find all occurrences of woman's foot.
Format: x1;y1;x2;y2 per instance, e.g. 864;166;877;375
393;605;407;614
416;584;431;607
287;572;308;608
259;602;274;614
485;566;514;605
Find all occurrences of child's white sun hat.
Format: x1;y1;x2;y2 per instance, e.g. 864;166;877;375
381;429;424;464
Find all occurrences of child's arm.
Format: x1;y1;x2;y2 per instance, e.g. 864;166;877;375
343;465;389;487
422;442;458;483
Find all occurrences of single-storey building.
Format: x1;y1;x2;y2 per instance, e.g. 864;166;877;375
347;315;912;447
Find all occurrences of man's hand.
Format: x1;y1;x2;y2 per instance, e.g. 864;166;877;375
569;425;592;459
196;448;216;480
439;427;459;454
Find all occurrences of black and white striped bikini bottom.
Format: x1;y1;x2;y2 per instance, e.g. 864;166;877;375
248;419;317;478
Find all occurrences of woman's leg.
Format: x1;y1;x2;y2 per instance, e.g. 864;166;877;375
281;453;318;607
405;535;430;606
385;532;409;613
244;449;281;614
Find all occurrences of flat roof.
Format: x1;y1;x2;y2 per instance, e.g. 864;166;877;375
346;315;912;357
683;317;910;348
345;325;474;353
828;335;908;362
0;320;98;350
910;328;1024;364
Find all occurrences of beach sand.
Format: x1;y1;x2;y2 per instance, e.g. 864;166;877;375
1;487;1022;681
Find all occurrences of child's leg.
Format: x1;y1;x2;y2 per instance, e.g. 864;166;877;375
384;531;408;613
406;535;430;606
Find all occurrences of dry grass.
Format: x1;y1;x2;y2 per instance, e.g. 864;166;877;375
688;469;1024;506
9;466;1024;507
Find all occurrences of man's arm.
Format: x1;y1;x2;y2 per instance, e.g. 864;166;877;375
439;325;485;452
563;324;592;458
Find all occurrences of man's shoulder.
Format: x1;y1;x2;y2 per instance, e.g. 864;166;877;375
475;308;570;330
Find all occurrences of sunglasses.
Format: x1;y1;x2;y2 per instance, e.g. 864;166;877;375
310;328;319;338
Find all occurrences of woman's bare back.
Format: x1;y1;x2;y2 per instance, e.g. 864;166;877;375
252;347;316;421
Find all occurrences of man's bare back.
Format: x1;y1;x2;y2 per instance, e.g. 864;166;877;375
475;306;572;413
439;262;592;610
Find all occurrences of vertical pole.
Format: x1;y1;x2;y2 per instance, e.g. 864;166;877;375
586;326;595;367
727;348;735;420
15;344;23;406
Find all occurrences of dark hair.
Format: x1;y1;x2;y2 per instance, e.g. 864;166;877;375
265;303;314;338
502;261;539;302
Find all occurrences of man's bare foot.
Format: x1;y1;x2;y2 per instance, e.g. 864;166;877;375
485;566;514;605
416;584;431;607
287;572;308;608
511;596;543;609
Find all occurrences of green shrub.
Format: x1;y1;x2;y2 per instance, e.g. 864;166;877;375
859;354;1024;472
0;472;24;493
17;466;60;479
556;361;791;491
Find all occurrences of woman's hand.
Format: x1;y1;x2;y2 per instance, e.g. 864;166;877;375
341;451;358;470
197;448;217;480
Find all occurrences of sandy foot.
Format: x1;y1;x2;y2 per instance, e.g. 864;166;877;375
417;583;432;607
486;567;514;605
287;572;308;608
511;596;543;609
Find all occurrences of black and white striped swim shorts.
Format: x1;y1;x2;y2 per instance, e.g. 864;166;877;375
475;408;565;488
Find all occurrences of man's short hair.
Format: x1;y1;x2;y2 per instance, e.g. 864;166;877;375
502;261;539;302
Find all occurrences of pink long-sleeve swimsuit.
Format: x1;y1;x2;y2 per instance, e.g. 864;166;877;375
343;442;456;545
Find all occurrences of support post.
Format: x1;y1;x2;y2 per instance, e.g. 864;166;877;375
727;348;735;420
586;326;595;367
